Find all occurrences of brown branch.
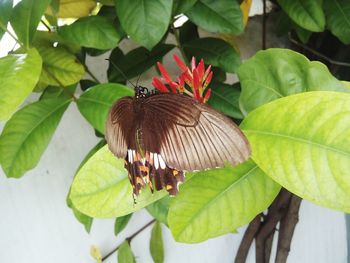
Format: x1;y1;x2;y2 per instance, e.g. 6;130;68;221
255;189;292;263
262;0;267;50
101;219;155;261
235;214;262;263
275;195;302;263
264;229;275;263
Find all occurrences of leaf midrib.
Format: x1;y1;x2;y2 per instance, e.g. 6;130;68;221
176;165;259;238
244;129;350;157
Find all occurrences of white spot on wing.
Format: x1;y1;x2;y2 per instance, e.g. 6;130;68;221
154;153;159;170
158;154;166;169
128;149;132;163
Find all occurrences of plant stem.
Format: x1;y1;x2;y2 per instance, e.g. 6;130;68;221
275;195;302;263
0;21;24;49
40;19;51;32
171;24;190;65
262;0;267;50
235;214;262;263
84;64;100;83
102;219;155;261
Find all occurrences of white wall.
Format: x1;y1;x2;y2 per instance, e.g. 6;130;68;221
0;3;348;263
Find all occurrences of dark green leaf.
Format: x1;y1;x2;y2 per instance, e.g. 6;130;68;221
146;196;171;225
0;48;42;120
178;20;199;44
58;16;123;50
324;0;350;44
40;85;77;100
77;83;133;134
118;241;136;263
10;0;51;47
0;0;13;41
183;37;241;73
107;44;174;83
115;0;173;49
277;0;325;32
173;0;197;14
294;24;312;43
150;222;164;263
186;0;243;34
0;98;70;178
114;214;133;236
80;79;97;91
211;66;226;82
208;82;243;119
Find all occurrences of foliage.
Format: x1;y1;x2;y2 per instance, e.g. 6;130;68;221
1;0;350;261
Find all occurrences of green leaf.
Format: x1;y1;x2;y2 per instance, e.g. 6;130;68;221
77;83;134;134
178;20;199;44
58;16;123;50
0;48;42;120
173;0;197;14
118;241;136;263
114;213;132;236
67;196;93;233
0;98;70;178
293;24;312;43
185;0;243;34
36;45;85;87
46;0;97;18
168;160;280;243
241;91;350;212
324;0;350;44
238;48;347;115
146;196;171;225
40;85;77;100
150;221;164;263
115;0;173;49
183;37;241;73
208;82;243;119
277;0;325;32
0;0;13;41
69;146;167;218
10;0;51;47
107;44;174;83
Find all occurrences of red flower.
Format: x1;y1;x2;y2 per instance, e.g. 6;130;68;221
152;55;213;103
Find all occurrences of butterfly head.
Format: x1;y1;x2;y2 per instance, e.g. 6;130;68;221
135;86;149;99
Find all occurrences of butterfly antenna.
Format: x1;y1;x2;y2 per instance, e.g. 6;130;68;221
105;58;136;88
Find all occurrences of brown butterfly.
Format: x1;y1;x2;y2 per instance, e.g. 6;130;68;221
105;86;251;196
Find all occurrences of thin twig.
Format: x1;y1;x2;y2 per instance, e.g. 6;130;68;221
40;19;51;32
235;214;262;263
275;195;302;263
0;21;24;49
289;33;350;68
102;219;155;261
171;24;190;65
262;0;267;50
84;64;100;83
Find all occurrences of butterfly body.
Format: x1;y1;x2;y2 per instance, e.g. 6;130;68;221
106;86;250;196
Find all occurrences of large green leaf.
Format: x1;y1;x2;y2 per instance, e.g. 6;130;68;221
173;0;197;14
240;91;350;212
114;213;132;236
0;48;42;120
324;0;350;44
118;241;136;263
115;0;173;50
0;98;70;178
183;37;241;73
10;0;51;47
69;146;167;218
277;0;325;32
150;221;164;263
46;0;96;18
58;16;123;50
0;0;13;40
208;82;243;119
77;83;133;134
185;0;243;34
146;196;171;225
107;44;174;83
168;160;280;243
238;48;347;115
36;45;85;87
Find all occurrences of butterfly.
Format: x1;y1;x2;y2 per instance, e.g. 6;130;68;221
105;86;251;196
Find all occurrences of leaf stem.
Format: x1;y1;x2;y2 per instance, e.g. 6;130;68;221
262;0;267;50
84;64;100;83
171;24;190;65
102;219;155;261
0;21;24;49
40;19;51;32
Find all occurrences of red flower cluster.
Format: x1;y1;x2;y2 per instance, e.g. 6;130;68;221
152;54;213;103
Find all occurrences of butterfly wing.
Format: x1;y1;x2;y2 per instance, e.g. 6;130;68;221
142;93;251;171
105;96;134;158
